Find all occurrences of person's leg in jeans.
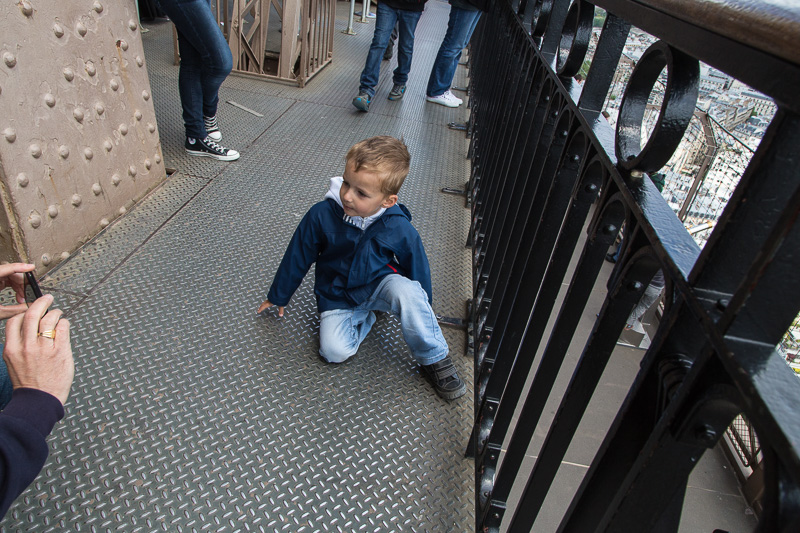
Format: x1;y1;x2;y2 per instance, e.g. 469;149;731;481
426;6;482;98
392;10;423;87
0;344;12;410
357;3;400;99
156;0;233;140
319;308;377;363
384;23;399;60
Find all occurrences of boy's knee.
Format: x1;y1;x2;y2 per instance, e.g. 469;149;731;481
319;345;356;364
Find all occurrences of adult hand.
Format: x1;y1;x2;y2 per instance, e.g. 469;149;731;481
0;263;35;320
3;294;74;406
257;300;284;317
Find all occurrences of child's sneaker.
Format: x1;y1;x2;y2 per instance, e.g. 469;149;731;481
204;115;222;141
352;91;371;112
422;356;466;400
426;90;462;108
388;84;406;100
185;136;240;161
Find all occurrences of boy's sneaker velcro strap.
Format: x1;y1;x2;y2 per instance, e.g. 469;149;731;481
422;356;466;400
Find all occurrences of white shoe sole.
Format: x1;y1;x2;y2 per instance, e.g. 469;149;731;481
426;96;460;108
185;148;240;161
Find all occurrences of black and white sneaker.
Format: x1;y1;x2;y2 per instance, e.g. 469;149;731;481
185;136;240;161
421;356;466;400
204;115;222;141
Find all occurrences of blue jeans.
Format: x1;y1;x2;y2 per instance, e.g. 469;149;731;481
156;0;233;139
358;3;423;98
426;6;481;97
0;344;12;410
319;275;448;365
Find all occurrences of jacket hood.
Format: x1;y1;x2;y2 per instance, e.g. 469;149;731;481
323;176;411;227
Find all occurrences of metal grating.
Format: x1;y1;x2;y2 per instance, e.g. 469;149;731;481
1;1;475;530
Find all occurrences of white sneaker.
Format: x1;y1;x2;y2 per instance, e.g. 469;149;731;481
426;90;462;108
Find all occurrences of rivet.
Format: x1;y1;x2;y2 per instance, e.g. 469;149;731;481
111;174;121;186
48;205;59;218
119;124;128;135
631;169;644;178
93;1;103;13
20;1;33;17
572;154;580;162
95;102;105;115
30;144;42;158
92;183;102;195
76;22;87;37
17;173;29;187
629;281;644;291
110;79;119;91
136;56;143;67
53;23;65;38
134;110;142;121
84;147;94;160
60;251;69;261
584;183;598;193
85;61;96;76
59;145;70;158
44;93;56;107
144;159;151;170
63;68;74;82
560;130;569;137
147;123;155;133
154;153;161;164
3;128;16;143
71;194;82;207
119;206;127;215
716;299;729;311
128;19;138;31
73;108;85;122
100;218;110;228
128;165;137;177
29;213;42;228
142;90;150;101
117;40;128;51
103;140;113;152
41;254;52;266
3;52;17;68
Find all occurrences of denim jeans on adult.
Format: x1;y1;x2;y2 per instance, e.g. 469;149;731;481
426;6;482;97
0;344;12;410
155;0;233;139
318;275;448;366
359;3;423;98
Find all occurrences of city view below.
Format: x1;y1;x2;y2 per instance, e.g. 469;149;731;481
582;11;798;371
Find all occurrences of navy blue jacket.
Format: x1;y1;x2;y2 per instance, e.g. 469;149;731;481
267;198;433;312
0;388;64;518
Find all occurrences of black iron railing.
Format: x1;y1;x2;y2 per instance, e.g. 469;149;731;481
465;0;800;531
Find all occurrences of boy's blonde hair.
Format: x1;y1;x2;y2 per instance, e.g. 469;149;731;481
345;136;410;196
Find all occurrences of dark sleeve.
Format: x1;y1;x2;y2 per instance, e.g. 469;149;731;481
266;206;324;307
397;231;433;305
0;388;64;518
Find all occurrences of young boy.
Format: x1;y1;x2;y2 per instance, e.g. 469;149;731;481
257;136;466;400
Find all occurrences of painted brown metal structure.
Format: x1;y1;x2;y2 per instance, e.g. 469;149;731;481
221;0;335;86
0;0;166;274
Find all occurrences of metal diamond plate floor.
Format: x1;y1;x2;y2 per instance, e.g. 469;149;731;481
0;1;474;531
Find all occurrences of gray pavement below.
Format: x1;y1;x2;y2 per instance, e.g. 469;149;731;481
0;1;757;531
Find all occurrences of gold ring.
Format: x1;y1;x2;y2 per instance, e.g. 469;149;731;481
38;330;56;339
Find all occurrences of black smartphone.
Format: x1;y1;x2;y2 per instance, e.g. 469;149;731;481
24;271;44;304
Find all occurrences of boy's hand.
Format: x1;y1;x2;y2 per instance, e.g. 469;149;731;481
257;300;284;317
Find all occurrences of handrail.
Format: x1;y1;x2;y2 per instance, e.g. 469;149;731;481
466;0;800;531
